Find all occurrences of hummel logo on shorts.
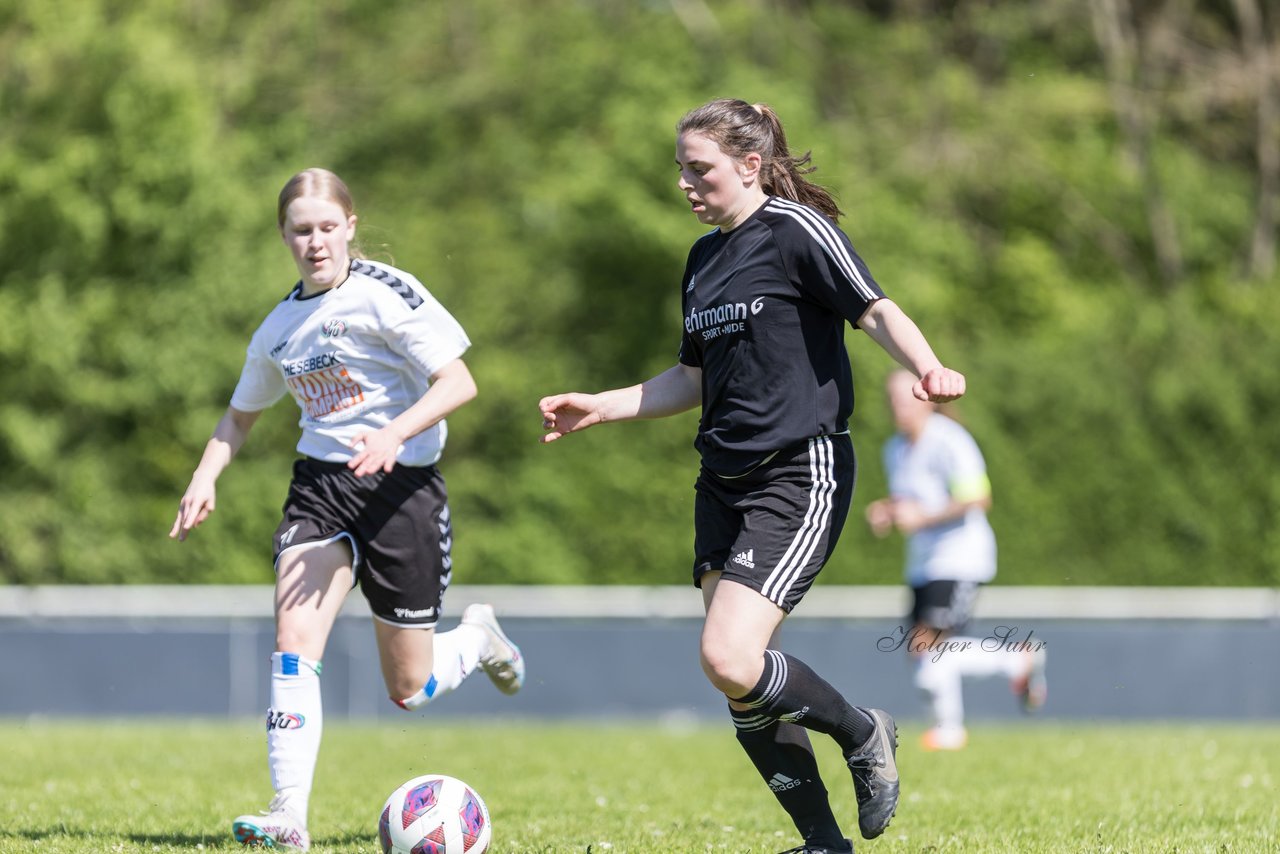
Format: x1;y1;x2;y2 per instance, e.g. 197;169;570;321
279;524;300;547
732;549;756;569
768;772;802;792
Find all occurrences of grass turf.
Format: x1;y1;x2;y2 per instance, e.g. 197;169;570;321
0;719;1276;852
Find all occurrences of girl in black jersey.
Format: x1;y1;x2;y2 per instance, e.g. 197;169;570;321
540;99;966;853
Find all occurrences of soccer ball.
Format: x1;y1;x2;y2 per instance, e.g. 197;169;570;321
378;774;492;854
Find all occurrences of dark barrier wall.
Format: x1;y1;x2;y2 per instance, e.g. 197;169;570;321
3;614;1277;721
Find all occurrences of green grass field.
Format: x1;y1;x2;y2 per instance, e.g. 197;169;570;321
1;720;1276;853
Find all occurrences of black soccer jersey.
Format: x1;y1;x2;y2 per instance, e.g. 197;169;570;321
677;196;885;476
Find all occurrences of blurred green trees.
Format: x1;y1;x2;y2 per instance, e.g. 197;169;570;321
1;0;1276;587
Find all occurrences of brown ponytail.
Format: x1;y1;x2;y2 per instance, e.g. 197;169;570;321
676;99;843;221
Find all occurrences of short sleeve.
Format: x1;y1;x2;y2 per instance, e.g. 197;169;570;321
229;330;288;412
775;209;886;326
677;241;706;368
942;425;991;502
678;332;701;367
383;285;471;378
883;436;907;497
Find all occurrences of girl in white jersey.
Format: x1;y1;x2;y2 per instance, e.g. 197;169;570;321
170;168;524;852
867;369;1046;751
539;99;967;854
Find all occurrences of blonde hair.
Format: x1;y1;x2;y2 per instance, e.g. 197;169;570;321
677;99;843;221
276;168;366;258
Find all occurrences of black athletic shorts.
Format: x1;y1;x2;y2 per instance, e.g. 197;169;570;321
272;457;452;628
909;579;982;634
693;434;855;613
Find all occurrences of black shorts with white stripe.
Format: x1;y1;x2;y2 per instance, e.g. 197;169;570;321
272;457;453;628
909;579;982;634
692;434;855;613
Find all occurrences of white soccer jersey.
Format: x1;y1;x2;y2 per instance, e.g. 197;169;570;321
884;413;996;585
230;259;470;467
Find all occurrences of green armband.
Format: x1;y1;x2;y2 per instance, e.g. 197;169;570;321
950;473;991;503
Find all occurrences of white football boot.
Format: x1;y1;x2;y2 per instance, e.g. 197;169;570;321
461;603;525;695
232;795;310;850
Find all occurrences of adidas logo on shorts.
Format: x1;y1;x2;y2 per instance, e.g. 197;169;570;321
732;549;756;569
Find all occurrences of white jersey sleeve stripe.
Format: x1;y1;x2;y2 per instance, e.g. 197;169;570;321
350;260;424;308
766;197;873;297
765;198;879;302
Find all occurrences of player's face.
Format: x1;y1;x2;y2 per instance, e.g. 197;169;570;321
676;132;763;231
281;195;357;293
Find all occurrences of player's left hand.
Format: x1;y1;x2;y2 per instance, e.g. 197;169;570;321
348;428;403;477
914;367;966;403
865;498;896;538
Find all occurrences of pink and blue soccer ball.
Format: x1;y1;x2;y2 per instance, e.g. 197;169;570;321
379;774;491;854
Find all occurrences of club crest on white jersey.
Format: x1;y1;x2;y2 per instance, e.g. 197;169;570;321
229;259;471;467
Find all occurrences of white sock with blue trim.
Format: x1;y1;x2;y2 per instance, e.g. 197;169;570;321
267;651;322;823
395;625;485;710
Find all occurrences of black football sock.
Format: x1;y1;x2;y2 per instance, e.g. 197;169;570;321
733;649;876;754
731;707;845;847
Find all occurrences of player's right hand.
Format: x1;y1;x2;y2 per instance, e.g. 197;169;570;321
170;480;216;541
538;393;603;443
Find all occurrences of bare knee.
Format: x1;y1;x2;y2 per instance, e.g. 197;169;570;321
374;621;436;704
700;642;761;699
385;669;433;705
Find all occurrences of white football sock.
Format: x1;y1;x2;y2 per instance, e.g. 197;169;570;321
944;637;1027;679
915;655;965;731
267;652;322;822
395;624;486;710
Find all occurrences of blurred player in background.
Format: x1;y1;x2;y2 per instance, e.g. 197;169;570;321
866;369;1046;751
170;168;524;851
540;98;968;854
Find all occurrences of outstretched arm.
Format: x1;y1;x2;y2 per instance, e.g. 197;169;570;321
858;299;966;402
539;363;702;444
169;406;262;541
